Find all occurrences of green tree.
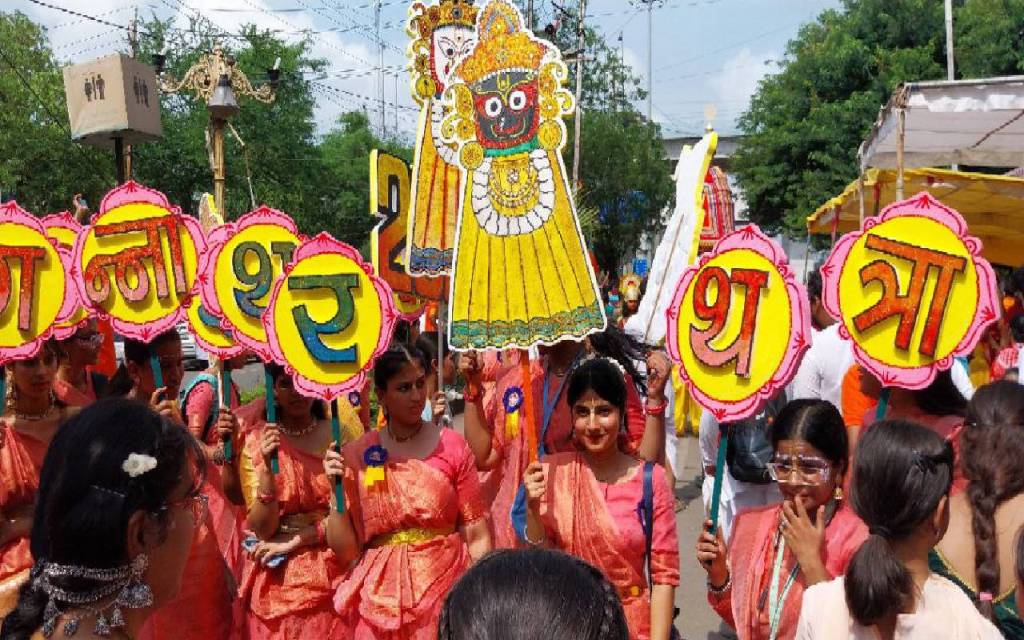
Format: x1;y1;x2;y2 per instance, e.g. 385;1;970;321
0;12;114;213
733;0;1024;235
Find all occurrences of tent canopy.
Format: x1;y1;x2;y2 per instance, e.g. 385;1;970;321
807;167;1024;267
861;76;1024;170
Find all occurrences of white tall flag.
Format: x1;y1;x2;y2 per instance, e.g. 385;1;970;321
625;132;718;345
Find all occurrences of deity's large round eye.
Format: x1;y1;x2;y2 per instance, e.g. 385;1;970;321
508;89;528;111
445;47;455;57
484;96;503;118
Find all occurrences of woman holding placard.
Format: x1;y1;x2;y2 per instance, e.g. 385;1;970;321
696;399;867;640
105;332;233;640
0;341;71;617
323;343;492;640
234;363;355;639
520;356;677;640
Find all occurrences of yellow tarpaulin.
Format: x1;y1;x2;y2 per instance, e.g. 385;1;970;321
807;167;1024;267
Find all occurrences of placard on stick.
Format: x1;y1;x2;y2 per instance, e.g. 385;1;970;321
666;225;811;422
197;206;303;362
0;203;78;363
820;192;999;389
72;182;205;341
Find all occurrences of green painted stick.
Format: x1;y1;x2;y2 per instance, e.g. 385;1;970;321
220;365;233;462
708;424;731;536
329;398;345;513
149;354;164;393
264;364;279;475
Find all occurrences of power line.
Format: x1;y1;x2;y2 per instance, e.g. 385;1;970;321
0;45;114;185
655;20;799;72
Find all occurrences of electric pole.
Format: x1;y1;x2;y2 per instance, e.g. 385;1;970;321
944;0;955;80
376;0;385;138
527;0;534;31
571;0;587;189
631;0;661;122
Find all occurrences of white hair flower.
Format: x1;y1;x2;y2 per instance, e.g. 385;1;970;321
122;453;158;478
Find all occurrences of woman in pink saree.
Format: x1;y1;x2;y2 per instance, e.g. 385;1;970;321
324;343;492;639
462;328;662;549
696;399;867;640
521;356;677;640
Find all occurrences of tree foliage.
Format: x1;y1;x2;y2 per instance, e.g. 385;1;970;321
0;12;114;212
733;0;1024;236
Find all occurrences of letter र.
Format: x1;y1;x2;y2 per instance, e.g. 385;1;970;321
667;225;810;422
821;192;999;390
264;232;399;402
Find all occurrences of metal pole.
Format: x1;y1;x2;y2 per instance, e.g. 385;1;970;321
571;0;587;188
945;0;955;81
376;0;385;138
212;118;227;213
113;137;126;184
527;0;534;31
647;1;653;121
896;107;906;201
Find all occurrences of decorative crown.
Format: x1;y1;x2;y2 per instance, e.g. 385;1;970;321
455;0;549;84
412;0;479;38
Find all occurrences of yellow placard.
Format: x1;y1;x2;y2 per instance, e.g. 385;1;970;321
0;203;76;360
42;213;90;338
73;182;203;341
265;233;398;399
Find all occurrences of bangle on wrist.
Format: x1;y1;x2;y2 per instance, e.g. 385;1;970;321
707;572;731;594
315;518;327;545
644;401;667;417
256;489;277;505
463;383;482;403
523;526;546;546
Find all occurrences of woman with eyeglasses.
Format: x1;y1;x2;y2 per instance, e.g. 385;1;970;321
696;399;867;640
105;331;233;640
0;398;207;640
53;319;107;407
0;341;72;617
796;419;1002;639
233;363;362;639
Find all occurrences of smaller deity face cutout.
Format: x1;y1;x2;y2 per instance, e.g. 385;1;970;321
472;70;540;149
431;24;476;92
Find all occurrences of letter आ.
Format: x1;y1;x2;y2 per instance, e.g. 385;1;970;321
0;246;46;332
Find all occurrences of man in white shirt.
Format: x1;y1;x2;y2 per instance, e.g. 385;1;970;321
789;270;854;411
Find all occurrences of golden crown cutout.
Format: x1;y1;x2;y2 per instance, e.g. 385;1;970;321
456;0;549;84
410;0;479;39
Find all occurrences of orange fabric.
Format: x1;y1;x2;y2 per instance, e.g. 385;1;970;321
0;427;48;617
840;365;873;428
520;354;537;464
708;504;867;640
335;429;484;639
94;317;117;378
52;372;99;407
482;361;648;549
538;453;679;640
237;427;345;639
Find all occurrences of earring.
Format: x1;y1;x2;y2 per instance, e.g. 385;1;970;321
834;486;844;501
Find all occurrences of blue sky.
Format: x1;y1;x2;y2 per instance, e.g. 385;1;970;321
19;0;842;139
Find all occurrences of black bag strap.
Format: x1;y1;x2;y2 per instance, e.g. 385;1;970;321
638;460;656;591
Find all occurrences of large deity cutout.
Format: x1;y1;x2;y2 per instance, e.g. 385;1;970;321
442;0;605;349
405;0;478;276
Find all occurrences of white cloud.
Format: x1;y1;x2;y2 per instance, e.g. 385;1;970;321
707;47;774;120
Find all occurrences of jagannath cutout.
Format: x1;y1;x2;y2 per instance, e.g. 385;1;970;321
667;225;810;422
405;0;479;276
442;0;605;349
821;192;999;389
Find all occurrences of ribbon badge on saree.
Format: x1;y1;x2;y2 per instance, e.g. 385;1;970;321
503;385;524;438
363;444;389;488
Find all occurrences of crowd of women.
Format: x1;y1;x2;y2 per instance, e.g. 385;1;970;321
0;271;1022;640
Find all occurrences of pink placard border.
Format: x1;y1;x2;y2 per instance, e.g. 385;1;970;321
0;202;79;363
665;224;811;422
70;181;207;343
820;191;999;390
41;212;89;340
264;232;399;401
196;205;304;363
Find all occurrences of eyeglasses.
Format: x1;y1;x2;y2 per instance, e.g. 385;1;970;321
155;356;185;372
164;493;208;524
73;332;103;347
766;455;832;486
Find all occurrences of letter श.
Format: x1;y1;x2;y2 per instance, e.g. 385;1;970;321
263;232;399;401
820;192;999;390
666;225;811;422
0;202;78;363
196;206;303;363
72;182;205;341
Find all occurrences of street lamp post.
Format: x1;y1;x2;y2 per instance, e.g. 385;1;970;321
153;45;279;214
